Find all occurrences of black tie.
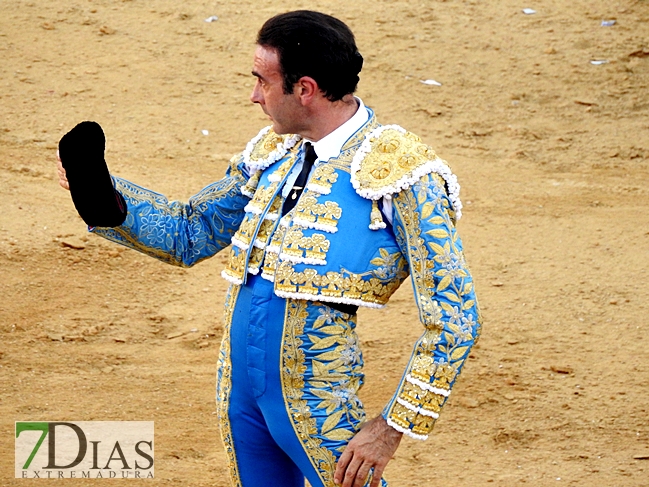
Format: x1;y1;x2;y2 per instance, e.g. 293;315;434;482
282;143;317;215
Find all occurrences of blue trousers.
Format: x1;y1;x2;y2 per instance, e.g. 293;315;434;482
216;275;387;487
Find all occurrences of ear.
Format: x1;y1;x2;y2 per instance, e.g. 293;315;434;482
293;76;320;105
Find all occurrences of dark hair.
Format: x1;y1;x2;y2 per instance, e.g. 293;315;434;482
257;10;363;102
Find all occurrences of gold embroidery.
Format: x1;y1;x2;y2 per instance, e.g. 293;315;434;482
257;215;277;243
281;301;336;485
369;200;385;229
274;260;296;286
294;195;342;231
247;246;265;272
326;116;381;173
247;131;291;166
273;265;403;306
247;196;283;270
299;268;320;294
280;228;331;263
308;164;339;192
224;153;297;281
382;173;479;438
315;201;342;228
421;394;445;415
411;414;437;437
410;355;438;383
304;234;330;261
267;194;283;216
261;250;279;278
222;247;247;282
281;301;369;486
432;363;458;390
354;128;439;194
241;170;261;196
295;194;320;223
282;228;306;258
322;272;345;297
97;175;246;267
392;190;443;330
400;381;446;414
217;285;242;487
260;228;286;280
389;403;418;431
401;383;434;410
231;213;262;248
246;184;281;214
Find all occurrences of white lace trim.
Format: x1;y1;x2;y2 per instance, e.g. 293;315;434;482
268;173;281;183
221;270;243;285
385;418;428;441
406;375;451;397
306;182;332;195
292;217;338;234
273;290;385;309
244;202;263;215
265;212;279;222
247;265;260;276
279;252;327;266
266;245;280;254
253;238;267;250
242;126;301;173
241;186;256;198
260;271;275;282
350;125;462;220
396;397;440;419
231;237;250;251
369;221;387;230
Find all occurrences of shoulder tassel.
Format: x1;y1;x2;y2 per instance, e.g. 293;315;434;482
369;200;387;230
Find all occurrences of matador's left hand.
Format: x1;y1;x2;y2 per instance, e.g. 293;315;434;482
334;415;402;487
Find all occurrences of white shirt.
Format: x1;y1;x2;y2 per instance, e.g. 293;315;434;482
282;97;393;223
308;97;369;162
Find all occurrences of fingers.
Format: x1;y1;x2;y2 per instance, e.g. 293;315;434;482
341;456;363;487
335;416;398;486
334;447;352;485
334;449;386;487
369;463;386;487
56;150;70;190
353;462;372;487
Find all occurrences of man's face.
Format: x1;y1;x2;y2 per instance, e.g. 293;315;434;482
250;45;304;135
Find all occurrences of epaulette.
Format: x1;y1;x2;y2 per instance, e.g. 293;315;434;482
350;125;462;220
242;126;302;173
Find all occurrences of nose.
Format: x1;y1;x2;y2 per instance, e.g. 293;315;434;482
250;80;262;105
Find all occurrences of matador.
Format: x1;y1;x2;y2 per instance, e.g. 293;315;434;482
57;10;482;487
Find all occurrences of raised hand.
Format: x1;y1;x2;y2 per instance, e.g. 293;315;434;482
58;121;127;227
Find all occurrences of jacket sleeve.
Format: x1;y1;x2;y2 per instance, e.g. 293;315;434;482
91;154;251;267
381;172;482;440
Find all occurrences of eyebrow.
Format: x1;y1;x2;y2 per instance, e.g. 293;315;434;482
251;70;264;81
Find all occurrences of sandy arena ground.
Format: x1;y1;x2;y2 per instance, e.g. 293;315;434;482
1;0;649;485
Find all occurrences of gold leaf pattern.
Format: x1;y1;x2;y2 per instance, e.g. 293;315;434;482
382;172;482;438
216;286;242;486
353;128;437;194
281;301;372;486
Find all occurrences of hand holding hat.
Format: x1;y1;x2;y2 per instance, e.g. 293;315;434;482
58;121;127;227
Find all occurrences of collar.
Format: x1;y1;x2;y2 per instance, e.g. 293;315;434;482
306;97;369;162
